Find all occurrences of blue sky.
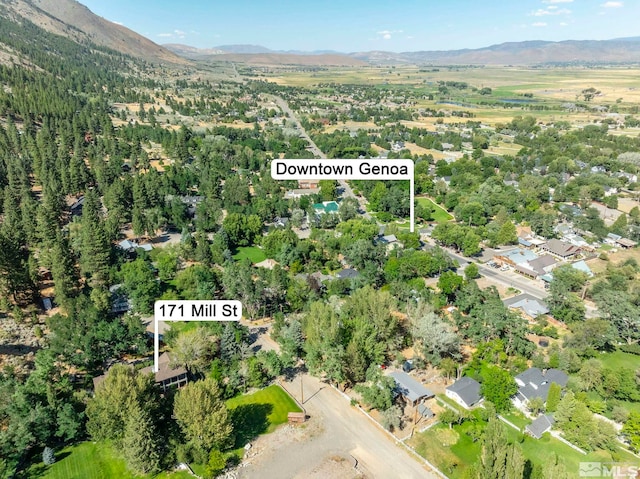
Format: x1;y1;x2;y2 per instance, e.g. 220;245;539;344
78;0;639;52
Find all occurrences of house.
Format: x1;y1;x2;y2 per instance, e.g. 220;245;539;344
118;239;153;253
562;233;589;248
285;188;320;199
298;179;320;189
539;239;580;260
526;414;555;439
419;226;434;240
605;232;622;245
255;259;279;270
141;353;188;392
376;234;403;251
336;268;360;280
571;260;594;278
109;284;132;314
273;216;290;228
445;377;482;409
603;186;618;197
513;368;568;409
591;165;606;174
441;142;454;151
92;353;188;393
503;294;549;318
69;196;85;217
388;371;435;406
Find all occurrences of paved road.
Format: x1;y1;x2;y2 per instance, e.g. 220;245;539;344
239;374;435;479
269;95;373;221
424;239;548;300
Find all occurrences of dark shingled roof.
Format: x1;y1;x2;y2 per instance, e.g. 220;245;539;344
446;377;482;407
526;414;555;439
515;368;568;403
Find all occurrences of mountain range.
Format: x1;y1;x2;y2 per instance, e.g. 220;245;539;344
2;0;640;67
166;37;640;65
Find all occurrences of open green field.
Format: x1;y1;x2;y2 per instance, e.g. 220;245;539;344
22;386;301;479
417;197;453;223
409;419;637;479
226;384;302;444
597;350;640;371
19;442;193;479
232;246;267;263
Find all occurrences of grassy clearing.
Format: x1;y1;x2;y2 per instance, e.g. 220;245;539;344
232;246;266;263
226;384;302;447
597;350;640;371
416;197;453;223
21;442;133;479
410;418;636;479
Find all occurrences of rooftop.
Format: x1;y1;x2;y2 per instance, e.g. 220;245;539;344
446;376;481;406
388;371;435;403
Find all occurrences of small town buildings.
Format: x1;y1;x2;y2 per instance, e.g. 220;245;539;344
388;371;435;406
495;248;539;267
539;239;580;261
445;377;482;409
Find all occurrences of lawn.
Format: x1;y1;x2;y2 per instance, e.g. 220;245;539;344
19;441;194;479
409;416;637;479
226;384;302;447
597;350;640;371
416;197;453;223
232;246;266;263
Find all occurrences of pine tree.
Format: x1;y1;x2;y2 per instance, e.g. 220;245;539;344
478;417;508;479
50;232;78;305
79;189;110;287
121;406;161;475
505;444;524;479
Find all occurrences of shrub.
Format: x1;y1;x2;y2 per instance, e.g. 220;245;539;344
42;446;56;466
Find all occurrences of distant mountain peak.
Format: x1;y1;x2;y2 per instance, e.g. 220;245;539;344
1;0;185;64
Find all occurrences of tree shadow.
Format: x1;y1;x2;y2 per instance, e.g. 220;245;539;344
230;403;273;448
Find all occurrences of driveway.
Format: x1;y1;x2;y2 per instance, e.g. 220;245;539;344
238;374;435;479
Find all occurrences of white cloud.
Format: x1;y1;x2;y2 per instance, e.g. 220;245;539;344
376;29;403;40
560;21;568;26
531;7;571;16
601;1;623;6
542;0;573;3
156;29;186;39
532;22;548;27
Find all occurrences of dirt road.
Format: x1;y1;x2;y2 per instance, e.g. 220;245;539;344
238;374;435;479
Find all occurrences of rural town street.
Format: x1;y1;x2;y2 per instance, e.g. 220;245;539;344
268;95;373;221
239;373;436;479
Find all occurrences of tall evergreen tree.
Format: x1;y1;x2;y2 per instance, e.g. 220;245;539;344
121;405;161;475
79;189;110;287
